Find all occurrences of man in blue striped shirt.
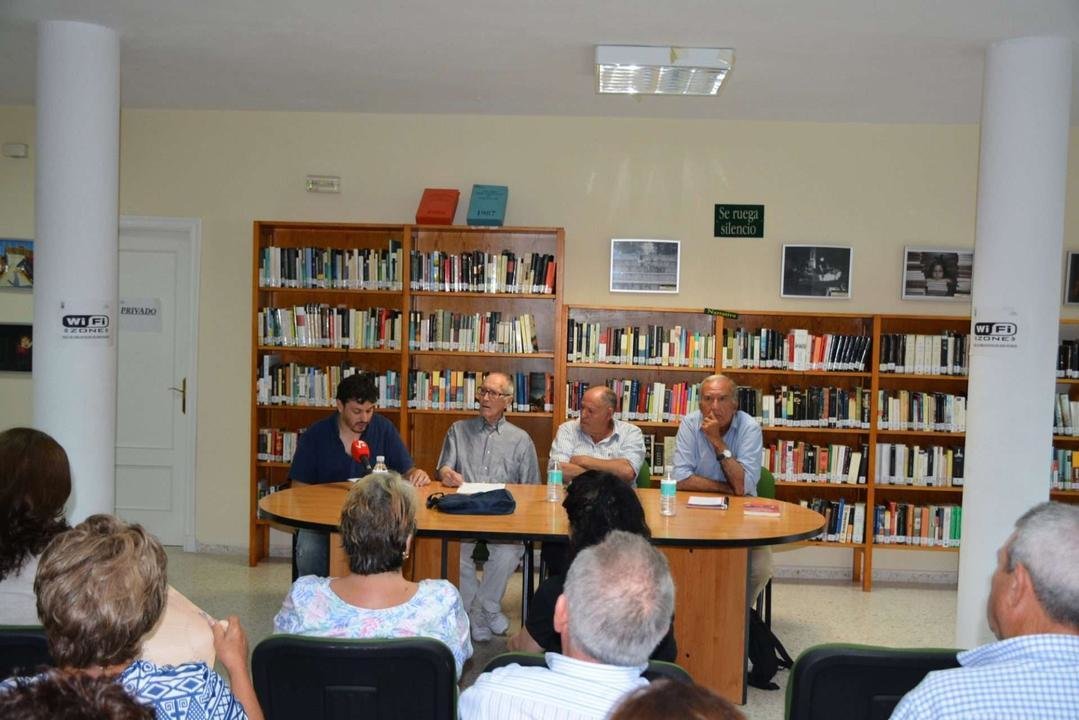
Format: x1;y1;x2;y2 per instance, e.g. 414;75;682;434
891;502;1079;719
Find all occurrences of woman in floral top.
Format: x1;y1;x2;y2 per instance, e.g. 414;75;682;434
274;472;472;677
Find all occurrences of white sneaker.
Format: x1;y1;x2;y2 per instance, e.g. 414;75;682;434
470;611;493;642
486;610;510;636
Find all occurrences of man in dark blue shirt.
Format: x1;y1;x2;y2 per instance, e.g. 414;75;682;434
288;372;430;577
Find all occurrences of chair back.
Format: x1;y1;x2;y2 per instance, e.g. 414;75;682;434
785;643;961;720
253;635;457;720
636;459;652;488
0;626;53;679
757;466;776;499
484;651;691;683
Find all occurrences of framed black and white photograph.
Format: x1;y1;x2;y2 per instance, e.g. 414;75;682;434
610;239;680;294
1066;252;1079;305
901;247;973;300
780;245;852;299
0;323;32;372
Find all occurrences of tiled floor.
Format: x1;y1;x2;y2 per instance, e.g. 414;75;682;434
168;549;957;720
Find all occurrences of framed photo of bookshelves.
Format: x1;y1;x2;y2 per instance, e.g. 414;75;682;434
250;221;563;566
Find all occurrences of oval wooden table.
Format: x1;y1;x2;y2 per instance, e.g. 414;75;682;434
260;482;824;703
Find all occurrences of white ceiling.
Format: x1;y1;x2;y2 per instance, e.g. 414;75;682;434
1;0;1077;124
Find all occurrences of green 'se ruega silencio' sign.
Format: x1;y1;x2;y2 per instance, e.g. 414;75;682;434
714;204;764;238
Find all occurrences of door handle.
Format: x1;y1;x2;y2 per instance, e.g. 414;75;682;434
168;377;187;414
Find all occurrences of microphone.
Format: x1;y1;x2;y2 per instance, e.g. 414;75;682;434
351;439;372;474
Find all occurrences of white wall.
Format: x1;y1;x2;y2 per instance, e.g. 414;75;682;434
1;106;1076;571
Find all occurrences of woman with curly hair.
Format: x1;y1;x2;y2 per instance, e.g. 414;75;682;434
507;469;677;661
0;427;71;624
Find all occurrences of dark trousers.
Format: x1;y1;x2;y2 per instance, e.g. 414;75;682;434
292;529;330;580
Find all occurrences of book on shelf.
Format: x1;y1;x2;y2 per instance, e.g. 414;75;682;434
466;184;508;226
409;248;555;294
872;502;961;547
1050;446;1079;490
878;332;968;375
259;364;401;408
408;310;540;353
721;328;871;371
763;440;868;484
650;435;665;475
258;305;403;350
416;188;460;225
874;443;964;487
798;498;866;543
565;319;716;367
739;385;871;429
258;241;402;291
876;390;966;432
1057;340;1079;378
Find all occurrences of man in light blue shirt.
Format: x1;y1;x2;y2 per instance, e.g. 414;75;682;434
459;531;674;720
890;502;1079;720
672;374;770;602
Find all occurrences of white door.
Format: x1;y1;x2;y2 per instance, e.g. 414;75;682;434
115;217;200;549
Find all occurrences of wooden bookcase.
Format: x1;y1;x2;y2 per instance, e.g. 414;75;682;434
249;221;563;565
1052;318;1079;503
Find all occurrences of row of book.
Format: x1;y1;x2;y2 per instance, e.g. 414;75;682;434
565;380;701;423
877;391;967;432
407;311;540;354
256;364;402;408
737;386;872;429
642;434;677;475
565;319;716;367
1056;340;1079;378
873;502;962;547
256;427;302;463
878;332;969;376
257;305;403;349
408;249;556;294
1050;446;1079;490
721;329;871;372
801;498;866;544
875;443;965;486
407;370;554;413
258;242;404;290
1052;393;1079;435
763;441;868;484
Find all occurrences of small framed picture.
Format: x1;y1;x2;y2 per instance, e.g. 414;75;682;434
780;245;852;299
0;239;34;289
1065;252;1079;305
901;247;973;300
0;323;32;372
610;239;680;294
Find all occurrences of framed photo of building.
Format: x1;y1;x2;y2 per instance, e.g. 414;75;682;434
1065;252;1079;305
0;239;33;289
0;323;32;372
901;247;973;300
610;239;680;294
780;245;852;299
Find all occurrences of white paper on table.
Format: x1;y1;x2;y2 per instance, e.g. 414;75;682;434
687;495;729;509
456;482;507;494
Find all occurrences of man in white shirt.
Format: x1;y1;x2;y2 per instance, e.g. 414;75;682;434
459;531;675;720
550;385;645;484
890;502;1079;719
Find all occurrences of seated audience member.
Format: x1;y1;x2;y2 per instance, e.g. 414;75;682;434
0;427;214;667
609;678;745;720
0;670;154;720
508;470;676;661
273;472;472;677
5;514;262;720
459;531;675;720
891;501;1079;719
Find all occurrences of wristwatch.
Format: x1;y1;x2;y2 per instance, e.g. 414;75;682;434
716;449;733;462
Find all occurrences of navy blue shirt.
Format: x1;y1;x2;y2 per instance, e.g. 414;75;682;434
288;412;414;484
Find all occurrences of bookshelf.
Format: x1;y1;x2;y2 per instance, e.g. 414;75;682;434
1052;318;1079;501
250;221;563;565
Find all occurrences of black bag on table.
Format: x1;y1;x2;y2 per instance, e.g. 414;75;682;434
425;489;516;515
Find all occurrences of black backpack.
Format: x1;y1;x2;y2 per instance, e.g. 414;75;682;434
747;608;794;690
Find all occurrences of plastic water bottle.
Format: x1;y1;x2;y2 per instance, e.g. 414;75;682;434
373;455;388;474
660;470;677;516
546;457;563;502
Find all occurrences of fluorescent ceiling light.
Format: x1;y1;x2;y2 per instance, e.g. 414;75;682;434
595;45;734;96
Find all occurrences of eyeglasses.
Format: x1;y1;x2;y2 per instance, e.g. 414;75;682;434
476;387;510;399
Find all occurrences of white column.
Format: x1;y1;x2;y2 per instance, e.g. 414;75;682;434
33;21;120;521
957;36;1071;648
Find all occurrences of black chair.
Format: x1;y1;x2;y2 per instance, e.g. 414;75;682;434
0;626;53;679
252;635;457;720
483;651;692;683
785;643;961;720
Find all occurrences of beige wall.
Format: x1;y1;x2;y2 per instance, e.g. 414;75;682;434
1;106;1076;574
